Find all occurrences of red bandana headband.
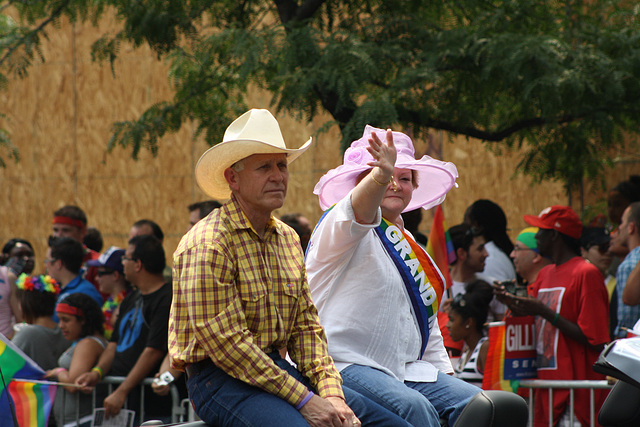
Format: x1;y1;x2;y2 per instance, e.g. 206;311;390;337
56;302;83;317
52;216;85;229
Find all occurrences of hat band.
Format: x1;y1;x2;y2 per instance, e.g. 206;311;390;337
53;216;85;229
56;302;83;317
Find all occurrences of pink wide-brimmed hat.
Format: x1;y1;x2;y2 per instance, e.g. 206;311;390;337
314;125;458;212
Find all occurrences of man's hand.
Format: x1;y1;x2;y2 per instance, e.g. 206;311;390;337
440;297;453;313
103;389;127;419
327;396;361;427
151;371;172;396
299;394;361;427
75;370;100;394
494;290;545;317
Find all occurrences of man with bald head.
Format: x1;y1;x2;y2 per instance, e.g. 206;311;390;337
510;227;551;287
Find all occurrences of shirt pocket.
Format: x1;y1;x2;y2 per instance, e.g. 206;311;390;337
238;277;268;325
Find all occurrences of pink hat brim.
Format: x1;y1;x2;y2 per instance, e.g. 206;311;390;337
314;125;458;212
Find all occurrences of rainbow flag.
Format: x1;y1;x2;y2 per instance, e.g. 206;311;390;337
0;334;56;427
482;322;519;392
426;205;455;289
7;380;56;427
427;205;462;353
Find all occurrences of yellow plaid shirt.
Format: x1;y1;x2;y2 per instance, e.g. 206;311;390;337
169;195;344;406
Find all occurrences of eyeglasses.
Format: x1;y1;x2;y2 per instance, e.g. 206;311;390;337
512;246;536;253
122;256;137;262
43;258;57;265
96;270;116;277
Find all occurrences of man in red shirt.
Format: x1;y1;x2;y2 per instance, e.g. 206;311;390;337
496;206;610;427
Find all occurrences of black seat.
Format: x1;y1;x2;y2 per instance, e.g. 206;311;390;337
598;380;640;426
452;390;528;427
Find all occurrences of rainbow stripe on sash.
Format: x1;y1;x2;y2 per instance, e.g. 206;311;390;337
375;218;445;358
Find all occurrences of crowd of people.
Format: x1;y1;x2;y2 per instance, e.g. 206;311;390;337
1;108;639;427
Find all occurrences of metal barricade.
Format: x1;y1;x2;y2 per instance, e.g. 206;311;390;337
55;376;186;426
518;379;612;427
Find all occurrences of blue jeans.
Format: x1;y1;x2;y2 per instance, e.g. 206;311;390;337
341;364;481;427
187;353;411;426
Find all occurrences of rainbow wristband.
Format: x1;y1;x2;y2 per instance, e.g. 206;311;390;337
91;366;103;380
295;391;314;410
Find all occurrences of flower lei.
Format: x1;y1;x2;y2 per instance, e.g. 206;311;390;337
102;290;130;340
16;273;60;294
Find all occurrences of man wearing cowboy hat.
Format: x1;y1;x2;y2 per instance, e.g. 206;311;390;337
168;109;408;427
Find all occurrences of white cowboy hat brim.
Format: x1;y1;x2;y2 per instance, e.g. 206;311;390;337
194;109;312;200
196;137;312;200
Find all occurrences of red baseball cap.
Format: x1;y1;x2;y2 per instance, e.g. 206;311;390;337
523;206;582;239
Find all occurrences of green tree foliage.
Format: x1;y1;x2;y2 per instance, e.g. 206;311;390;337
1;0;640;192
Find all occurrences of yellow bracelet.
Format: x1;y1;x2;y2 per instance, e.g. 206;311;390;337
371;173;393;187
91;366;103;380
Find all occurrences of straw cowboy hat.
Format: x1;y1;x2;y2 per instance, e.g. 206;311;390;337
195;109;313;200
314;125;458;212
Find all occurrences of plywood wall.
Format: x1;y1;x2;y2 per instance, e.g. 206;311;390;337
1;12;638;272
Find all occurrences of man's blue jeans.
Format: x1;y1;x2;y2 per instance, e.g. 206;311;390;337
186;353;412;426
341;364;481;427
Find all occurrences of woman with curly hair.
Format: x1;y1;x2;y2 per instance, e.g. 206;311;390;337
45;292;107;427
446;280;494;386
12;274;70;370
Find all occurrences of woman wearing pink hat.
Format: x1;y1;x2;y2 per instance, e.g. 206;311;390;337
306;126;481;426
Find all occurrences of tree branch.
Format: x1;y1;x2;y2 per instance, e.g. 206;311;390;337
274;0;326;24
395;106;623;142
296;0;327;21
273;0;297;23
0;0;70;68
313;84;356;128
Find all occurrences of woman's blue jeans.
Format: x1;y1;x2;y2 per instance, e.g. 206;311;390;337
340;364;481;427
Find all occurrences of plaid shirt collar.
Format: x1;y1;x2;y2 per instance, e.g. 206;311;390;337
224;194;284;239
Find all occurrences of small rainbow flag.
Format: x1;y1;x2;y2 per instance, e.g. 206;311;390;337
426;205;455;289
0;334;56;427
481;322;519;392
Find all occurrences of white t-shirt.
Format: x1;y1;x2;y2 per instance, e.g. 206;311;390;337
480;241;516;282
448;276;506;320
306;196;452;382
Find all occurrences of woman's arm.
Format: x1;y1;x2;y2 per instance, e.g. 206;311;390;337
622;260;640;306
477;339;490;374
350;129;396;224
55;337;105;393
8;272;22;326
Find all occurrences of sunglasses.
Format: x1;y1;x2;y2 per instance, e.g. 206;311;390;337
96;270;116;277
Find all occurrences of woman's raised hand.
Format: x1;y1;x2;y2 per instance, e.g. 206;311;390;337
366;129;396;180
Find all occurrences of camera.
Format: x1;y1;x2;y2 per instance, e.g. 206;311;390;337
153;371;175;387
499;280;528;297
